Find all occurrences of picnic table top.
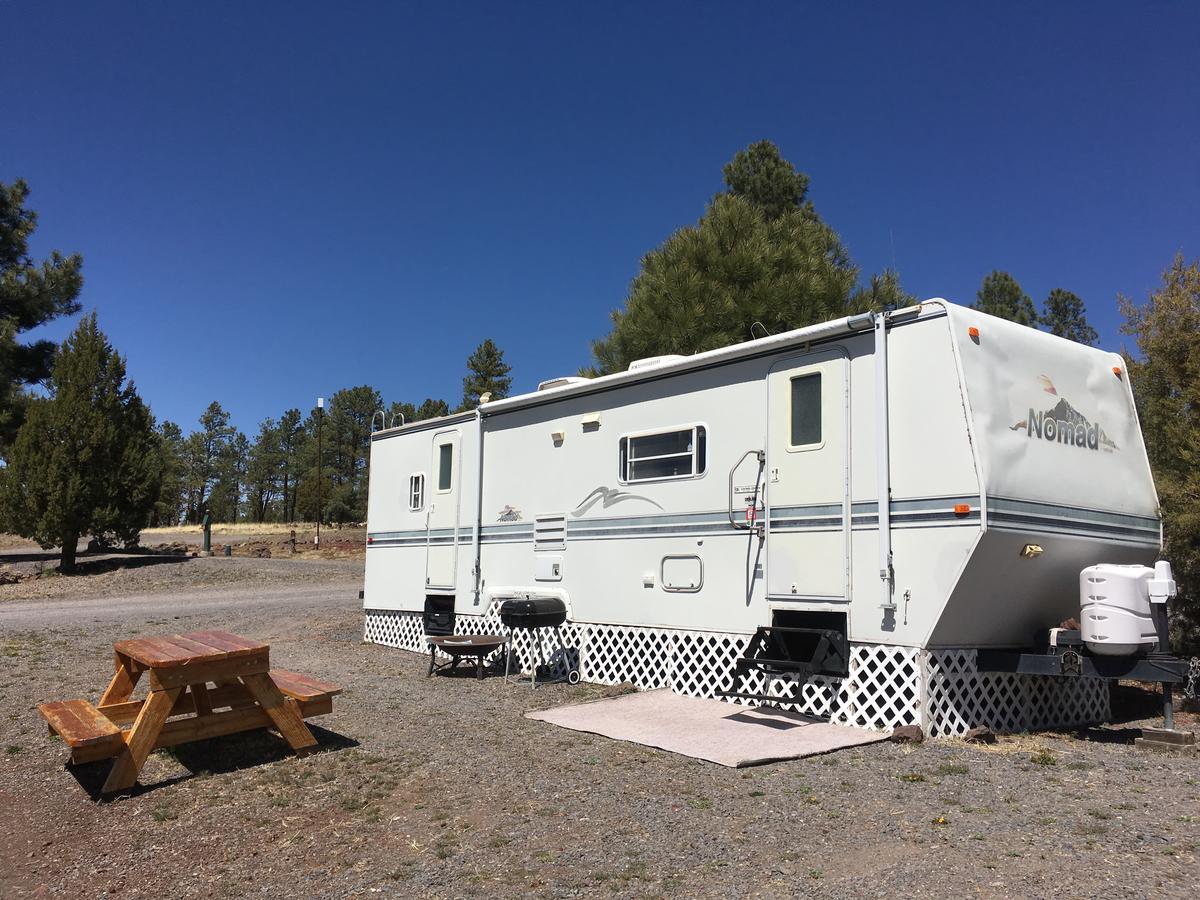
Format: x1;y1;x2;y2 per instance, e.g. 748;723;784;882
113;629;269;668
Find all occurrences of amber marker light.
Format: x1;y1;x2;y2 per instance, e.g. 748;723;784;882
1113;366;1123;378
967;326;980;344
953;504;971;516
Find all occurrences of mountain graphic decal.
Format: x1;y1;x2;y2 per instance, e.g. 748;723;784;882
1010;381;1117;452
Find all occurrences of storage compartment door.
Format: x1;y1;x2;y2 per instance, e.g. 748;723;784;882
425;430;461;591
765;352;849;600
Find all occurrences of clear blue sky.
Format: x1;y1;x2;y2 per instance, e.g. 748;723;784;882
6;1;1198;435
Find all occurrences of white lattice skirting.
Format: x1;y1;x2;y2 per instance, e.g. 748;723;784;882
363;609;1110;736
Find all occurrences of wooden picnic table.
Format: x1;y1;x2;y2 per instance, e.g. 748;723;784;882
38;629;340;795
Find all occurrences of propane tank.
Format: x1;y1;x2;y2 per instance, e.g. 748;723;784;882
1079;563;1166;656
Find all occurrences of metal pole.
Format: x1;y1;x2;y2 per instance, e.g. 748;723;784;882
316;397;324;547
874;311;895;609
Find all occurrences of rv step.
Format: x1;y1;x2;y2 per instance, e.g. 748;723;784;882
734;656;816;675
736;625;849;678
714;690;817;707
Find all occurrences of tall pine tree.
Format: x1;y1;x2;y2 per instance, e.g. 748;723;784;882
590;141;858;374
1041;288;1098;345
0;179;84;450
0;314;160;571
972;271;1038;326
415;398;450;420
461;339;512;408
1120;254;1200;650
182;401;237;522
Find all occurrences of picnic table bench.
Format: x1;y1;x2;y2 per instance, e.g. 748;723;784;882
38;630;340;794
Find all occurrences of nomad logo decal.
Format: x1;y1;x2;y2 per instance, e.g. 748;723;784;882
571;486;663;517
1008;375;1117;452
496;505;522;522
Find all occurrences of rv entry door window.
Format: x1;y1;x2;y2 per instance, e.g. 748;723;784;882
619;425;707;483
789;373;822;448
437;443;454;492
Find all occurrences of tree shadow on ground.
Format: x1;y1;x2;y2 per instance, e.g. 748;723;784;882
1070;725;1145;745
1057;683;1181;745
0;551;192;573
63;554;193;576
1110;682;1169;723
66;724;357;802
0;550;67;565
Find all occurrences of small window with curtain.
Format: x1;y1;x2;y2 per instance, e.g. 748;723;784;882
408;474;424;511
619;425;707;483
437;443;453;492
790;373;822;447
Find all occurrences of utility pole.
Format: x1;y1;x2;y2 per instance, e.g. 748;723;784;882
316;397;324;547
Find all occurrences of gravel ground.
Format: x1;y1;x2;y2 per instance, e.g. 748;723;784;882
0;556;1198;899
0;552;362;605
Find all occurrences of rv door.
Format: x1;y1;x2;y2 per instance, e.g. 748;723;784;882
425;430;461;591
765;351;850;601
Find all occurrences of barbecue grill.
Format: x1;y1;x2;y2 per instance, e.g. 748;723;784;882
499;597;568;629
499;597;579;687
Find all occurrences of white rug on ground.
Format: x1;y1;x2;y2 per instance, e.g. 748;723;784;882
525;689;887;767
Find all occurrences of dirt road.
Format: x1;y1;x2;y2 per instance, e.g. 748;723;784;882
1;556;1197;899
0;572;358;628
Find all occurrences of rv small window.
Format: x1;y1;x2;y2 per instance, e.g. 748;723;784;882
619;425;706;483
790;373;822;447
408;474;424;511
437;443;453;492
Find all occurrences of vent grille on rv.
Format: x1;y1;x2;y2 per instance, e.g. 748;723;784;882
534;514;567;551
537;376;591;392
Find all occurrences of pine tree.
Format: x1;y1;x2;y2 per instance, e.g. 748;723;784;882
0;179;84;450
246;418;282;523
1120;254;1200;650
849;268;918;313
387;400;417;428
1041;288;1098;345
591;192;857;373
0;314;160;571
277;408;304;521
722;140;811;220
182;401;237;522
972;271;1038;327
461;339;512;408
590;142;858;374
415;398;450;420
324;385;382;522
150;420;186;526
209;431;248;522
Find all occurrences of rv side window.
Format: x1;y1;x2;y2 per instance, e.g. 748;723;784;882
409;474;424;511
619;425;707;483
437;443;453;492
790;373;822;447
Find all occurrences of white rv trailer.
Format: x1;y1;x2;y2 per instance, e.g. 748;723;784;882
363;300;1161;735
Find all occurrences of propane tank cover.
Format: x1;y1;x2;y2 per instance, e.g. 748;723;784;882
1148;560;1176;604
1079;564;1159;656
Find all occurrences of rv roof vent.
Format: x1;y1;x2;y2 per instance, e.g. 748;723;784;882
537;376;591;392
627;354;686;372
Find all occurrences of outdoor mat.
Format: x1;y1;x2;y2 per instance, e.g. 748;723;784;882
525;688;887;767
